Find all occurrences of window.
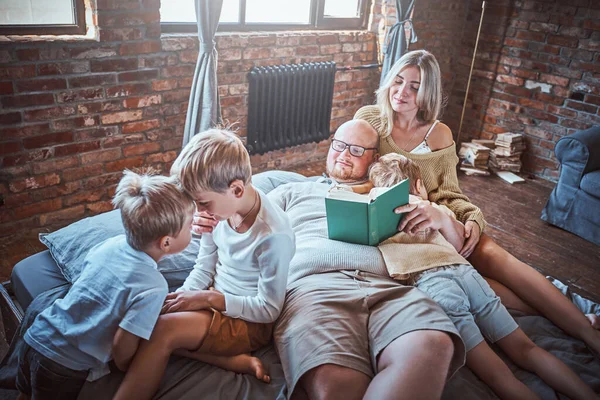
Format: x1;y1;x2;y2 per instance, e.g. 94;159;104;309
0;0;86;35
160;0;368;33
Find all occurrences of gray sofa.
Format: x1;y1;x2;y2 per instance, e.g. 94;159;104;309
541;126;600;246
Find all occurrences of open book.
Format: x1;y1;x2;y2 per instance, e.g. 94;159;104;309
325;179;409;246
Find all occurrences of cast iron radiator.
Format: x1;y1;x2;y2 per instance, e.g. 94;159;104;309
246;62;336;154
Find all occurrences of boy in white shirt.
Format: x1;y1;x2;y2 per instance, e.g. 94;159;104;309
114;129;295;400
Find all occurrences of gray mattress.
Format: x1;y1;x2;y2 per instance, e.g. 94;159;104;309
11;249;69;310
11;253;600;399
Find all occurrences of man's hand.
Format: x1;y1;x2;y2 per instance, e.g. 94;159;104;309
395;199;446;234
460;221;481;258
192;211;219;234
161;290;225;314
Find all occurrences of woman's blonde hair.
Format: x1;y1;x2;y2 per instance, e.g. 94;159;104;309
376;50;443;136
369;153;421;195
171;129;252;196
112;170;195;250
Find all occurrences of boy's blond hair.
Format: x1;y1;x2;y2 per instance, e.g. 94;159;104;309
369;153;422;195
171;129;252;195
112;170;195;250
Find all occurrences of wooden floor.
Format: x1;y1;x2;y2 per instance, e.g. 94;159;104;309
458;172;600;304
1;161;599;303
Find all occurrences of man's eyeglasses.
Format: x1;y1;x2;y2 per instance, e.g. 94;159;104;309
331;139;377;157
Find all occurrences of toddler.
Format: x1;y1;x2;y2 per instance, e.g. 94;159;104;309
369;153;596;400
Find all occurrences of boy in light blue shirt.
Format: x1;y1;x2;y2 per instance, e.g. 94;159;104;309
114;129;295;400
18;170;195;400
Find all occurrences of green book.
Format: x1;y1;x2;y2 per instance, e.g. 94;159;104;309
325;179;410;246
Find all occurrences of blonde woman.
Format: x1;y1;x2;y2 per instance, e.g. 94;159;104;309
354;49;600;355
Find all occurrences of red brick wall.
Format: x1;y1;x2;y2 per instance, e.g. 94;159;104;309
451;0;600;180
375;0;479;135
3;0;596;251
0;0;380;239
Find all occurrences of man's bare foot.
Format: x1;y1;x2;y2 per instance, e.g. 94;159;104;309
586;314;600;330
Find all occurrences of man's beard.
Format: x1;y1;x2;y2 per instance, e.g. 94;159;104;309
327;161;360;182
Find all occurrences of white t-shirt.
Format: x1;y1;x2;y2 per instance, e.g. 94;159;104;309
179;190;295;324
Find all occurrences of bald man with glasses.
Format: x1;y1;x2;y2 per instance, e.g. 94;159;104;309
193;120;465;400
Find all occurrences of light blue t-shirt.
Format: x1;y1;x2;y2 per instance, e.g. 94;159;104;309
24;235;168;381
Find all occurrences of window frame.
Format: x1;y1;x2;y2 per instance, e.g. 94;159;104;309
0;0;86;36
160;0;370;34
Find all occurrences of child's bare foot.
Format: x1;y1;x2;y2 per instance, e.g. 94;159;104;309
248;355;270;383
176;350;271;382
221;353;270;382
586;314;600;330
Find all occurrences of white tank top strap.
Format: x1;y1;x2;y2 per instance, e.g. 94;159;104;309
424;120;439;140
409;120;439;154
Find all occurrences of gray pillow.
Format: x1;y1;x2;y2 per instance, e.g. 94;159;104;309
39;170;310;286
39;210;200;289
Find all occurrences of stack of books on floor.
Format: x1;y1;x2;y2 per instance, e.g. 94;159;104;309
490;133;526;184
489;133;525;173
458;141;492;176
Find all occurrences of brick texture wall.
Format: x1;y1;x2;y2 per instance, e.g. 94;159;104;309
450;0;600;180
1;0;597;269
0;0;380;242
375;0;478;135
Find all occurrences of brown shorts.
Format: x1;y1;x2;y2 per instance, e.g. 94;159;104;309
197;309;273;356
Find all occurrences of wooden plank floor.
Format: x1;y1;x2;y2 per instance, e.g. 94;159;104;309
1;162;599;303
458;172;600;304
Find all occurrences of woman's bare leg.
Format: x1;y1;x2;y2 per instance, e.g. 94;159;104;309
174;349;270;382
113;311;212;400
466;341;538;400
469;234;600;355
498;328;597;400
484;278;539;315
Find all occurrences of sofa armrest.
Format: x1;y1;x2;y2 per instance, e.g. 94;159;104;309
555;126;600;180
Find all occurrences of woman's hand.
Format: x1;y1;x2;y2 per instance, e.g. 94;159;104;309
161;290;212;314
192;211;218;234
460;221;481;258
395;199;446;234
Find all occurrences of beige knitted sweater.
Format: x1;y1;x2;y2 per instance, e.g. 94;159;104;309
379;202;468;279
354;105;487;233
